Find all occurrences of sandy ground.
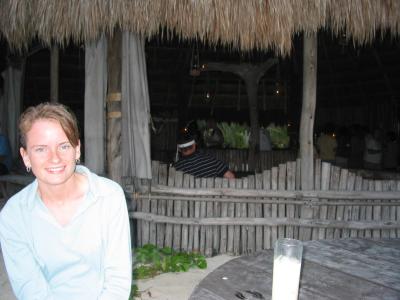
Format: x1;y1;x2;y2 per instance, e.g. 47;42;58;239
135;254;236;300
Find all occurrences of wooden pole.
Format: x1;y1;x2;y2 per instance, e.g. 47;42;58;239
299;32;317;241
50;45;59;103
244;73;261;171
106;30;122;184
299;33;317;190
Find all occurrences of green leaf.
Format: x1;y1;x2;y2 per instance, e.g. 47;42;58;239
134;265;159;279
129;283;139;299
266;124;290;148
196;259;207;269
181;262;190;272
142;244;157;253
217;122;250;149
133;244;208;281
160;247;174;255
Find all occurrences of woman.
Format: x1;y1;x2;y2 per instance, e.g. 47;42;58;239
0;103;132;299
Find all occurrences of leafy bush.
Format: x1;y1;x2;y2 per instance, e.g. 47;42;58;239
265;124;290;149
218;122;250;149
130;244;207;299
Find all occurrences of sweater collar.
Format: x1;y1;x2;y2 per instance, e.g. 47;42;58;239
26;165;99;211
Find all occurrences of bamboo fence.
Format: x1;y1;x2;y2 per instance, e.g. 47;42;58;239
203;149;297;172
131;159;400;256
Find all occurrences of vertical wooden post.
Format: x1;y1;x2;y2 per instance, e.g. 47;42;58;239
106;30;122;184
244;74;260;172
50;45;59;103
300;33;317;190
299;32;317;241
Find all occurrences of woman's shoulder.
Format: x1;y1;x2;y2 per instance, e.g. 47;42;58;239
97;175;123;192
78;166;122;190
86;170;124;198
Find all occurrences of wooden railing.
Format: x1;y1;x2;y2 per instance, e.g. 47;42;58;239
151;148;298;172
131;160;400;256
203;148;297;172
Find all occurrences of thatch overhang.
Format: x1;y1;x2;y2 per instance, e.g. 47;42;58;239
1;0;400;55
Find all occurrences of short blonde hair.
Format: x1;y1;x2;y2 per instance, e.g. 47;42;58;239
19;102;80;148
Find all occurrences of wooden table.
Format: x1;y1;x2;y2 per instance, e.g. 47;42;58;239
189;238;400;300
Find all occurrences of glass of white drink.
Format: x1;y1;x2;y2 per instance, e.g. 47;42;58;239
272;238;303;300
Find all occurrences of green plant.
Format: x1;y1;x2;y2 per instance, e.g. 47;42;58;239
266;124;290;149
129;284;139;300
129;244;207;299
218;122;250;149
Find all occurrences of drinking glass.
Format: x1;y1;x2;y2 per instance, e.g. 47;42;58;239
271;238;303;300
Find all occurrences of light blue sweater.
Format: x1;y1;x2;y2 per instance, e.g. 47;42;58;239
0;165;132;299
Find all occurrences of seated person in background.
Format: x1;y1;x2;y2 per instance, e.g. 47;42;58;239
185;119;203;148
174;132;235;179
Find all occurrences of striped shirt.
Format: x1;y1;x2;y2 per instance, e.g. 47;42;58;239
174;151;229;178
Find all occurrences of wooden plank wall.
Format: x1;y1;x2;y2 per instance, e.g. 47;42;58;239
134;160;400;256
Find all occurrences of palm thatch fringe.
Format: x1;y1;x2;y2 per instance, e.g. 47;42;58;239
0;0;399;55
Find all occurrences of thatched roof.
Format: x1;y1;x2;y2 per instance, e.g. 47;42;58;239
1;0;400;55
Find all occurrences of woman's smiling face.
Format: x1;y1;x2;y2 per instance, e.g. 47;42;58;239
20;118;80;188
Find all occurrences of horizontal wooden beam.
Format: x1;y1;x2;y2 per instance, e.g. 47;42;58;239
131;212;400;230
135;193;400;206
146;185;400;200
